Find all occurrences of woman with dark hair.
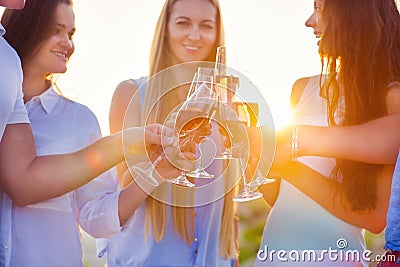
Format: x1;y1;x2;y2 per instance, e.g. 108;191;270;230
0;1;191;266
255;0;400;266
0;0;172;209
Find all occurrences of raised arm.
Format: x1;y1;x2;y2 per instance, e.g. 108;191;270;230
267;80;400;233
0;122;167;206
274;115;400;165
275;83;400;165
300;82;400;163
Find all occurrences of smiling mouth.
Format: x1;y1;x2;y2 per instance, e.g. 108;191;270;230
314;31;322;38
184;45;200;51
52;51;67;60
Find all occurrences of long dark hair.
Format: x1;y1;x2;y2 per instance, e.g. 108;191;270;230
319;0;400;210
1;0;73;65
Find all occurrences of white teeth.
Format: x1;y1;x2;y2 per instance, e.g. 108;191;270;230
184;45;199;51
52;51;66;59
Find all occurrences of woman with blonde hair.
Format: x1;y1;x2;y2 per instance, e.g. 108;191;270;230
105;0;238;266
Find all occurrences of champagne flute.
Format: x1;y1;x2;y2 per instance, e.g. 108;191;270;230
129;155;164;187
129;132;186;188
232;153;263;202
215;76;239;159
176;72;217;180
232;101;263;202
245;114;277;193
130;134;197;188
246;158;276;193
132;74;205;189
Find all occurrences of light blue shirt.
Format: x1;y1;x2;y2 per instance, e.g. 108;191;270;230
0;86;120;267
385;149;400;251
103;196;233;267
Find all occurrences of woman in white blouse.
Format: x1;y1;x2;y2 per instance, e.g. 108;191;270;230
0;1;194;266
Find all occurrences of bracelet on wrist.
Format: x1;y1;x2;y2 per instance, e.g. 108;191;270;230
291;126;299;162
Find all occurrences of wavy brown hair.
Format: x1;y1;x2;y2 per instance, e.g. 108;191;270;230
1;0;74;95
319;0;400;210
1;0;73;66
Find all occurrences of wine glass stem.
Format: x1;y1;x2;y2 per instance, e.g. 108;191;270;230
152;153;164;168
238;151;250;197
198;141;204;169
145;153;164;179
242;173;249;197
175;133;193;181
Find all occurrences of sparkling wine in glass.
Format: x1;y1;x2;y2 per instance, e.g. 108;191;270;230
172;72;217;182
215;76;239;160
175;108;209;136
182;71;218;179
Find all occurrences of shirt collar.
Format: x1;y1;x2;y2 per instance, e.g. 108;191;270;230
27;85;59;114
0;23;5;36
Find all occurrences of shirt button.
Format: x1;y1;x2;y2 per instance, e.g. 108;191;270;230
5;245;8;249
194;237;198;242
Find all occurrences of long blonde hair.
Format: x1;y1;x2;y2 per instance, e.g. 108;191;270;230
141;0;237;259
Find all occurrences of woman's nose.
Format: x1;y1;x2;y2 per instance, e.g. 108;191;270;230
305;14;315;28
188;25;201;40
61;35;73;49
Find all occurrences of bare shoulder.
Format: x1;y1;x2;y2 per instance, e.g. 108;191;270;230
386;82;400;114
110;79;139;116
290;76;312;108
113;79;138;101
110;79;140;133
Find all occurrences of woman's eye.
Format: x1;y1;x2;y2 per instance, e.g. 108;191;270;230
177;21;189;26
201;24;214;30
68;30;75;40
314;2;323;12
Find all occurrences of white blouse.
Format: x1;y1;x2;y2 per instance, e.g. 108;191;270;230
0;86;121;267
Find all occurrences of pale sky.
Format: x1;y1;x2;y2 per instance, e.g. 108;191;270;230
1;0;321;134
